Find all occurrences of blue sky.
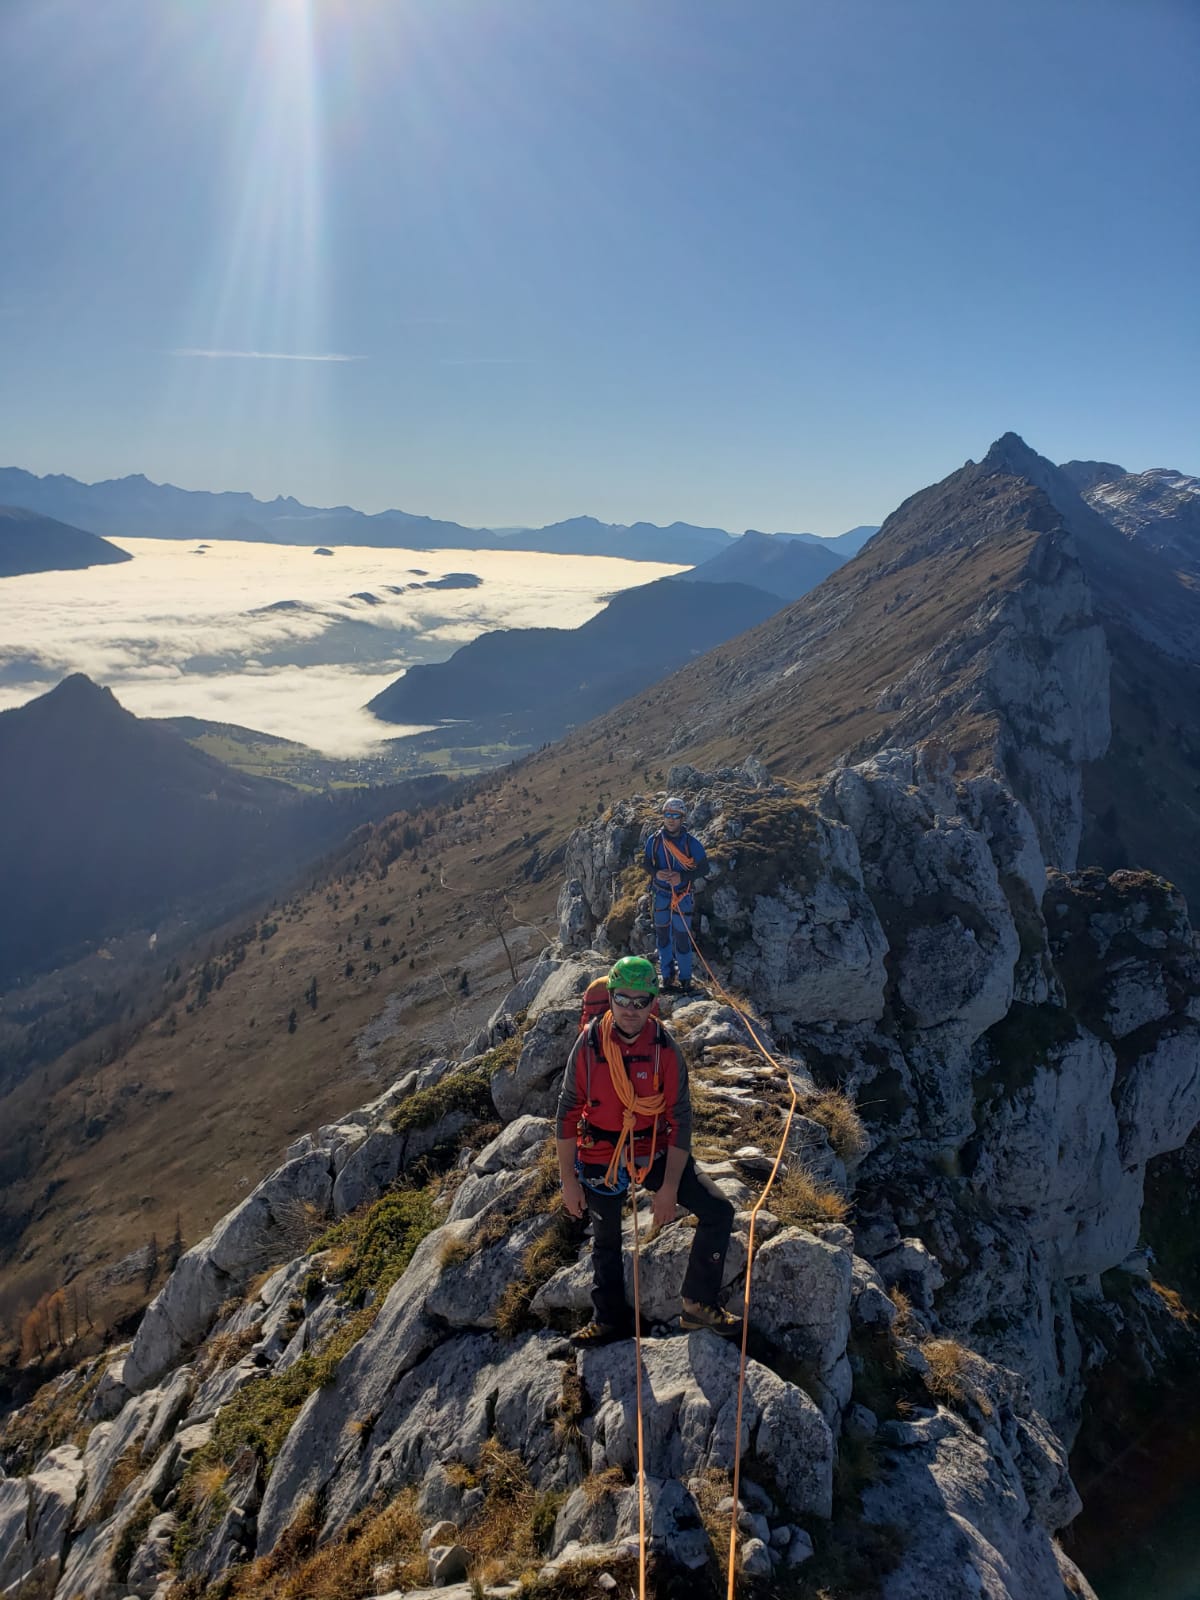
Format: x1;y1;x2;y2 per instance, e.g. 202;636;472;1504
1;0;1196;534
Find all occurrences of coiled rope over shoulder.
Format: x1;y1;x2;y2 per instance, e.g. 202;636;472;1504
597;1011;666;1190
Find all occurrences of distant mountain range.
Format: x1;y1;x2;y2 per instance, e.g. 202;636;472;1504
366;575;784;743
0;465;871;565
0;505;132;578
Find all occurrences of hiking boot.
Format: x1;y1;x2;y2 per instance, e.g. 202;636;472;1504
678;980;695;996
679;1299;742;1338
570;1319;631;1348
660;973;679;993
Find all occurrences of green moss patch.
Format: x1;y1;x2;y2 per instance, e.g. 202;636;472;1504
389;1062;494;1134
706;793;825;906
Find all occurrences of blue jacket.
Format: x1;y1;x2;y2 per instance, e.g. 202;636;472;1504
644;827;709;901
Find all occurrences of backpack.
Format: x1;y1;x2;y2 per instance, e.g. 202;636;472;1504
578;974;660;1033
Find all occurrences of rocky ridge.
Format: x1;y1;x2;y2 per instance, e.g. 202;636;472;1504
5;749;1198;1600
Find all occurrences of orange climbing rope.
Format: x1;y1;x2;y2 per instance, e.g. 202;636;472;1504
628;1156;650;1600
665;881;800;1600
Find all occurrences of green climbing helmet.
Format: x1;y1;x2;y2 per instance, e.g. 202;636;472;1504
606;955;659;995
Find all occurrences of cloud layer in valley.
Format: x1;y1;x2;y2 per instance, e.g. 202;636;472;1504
0;540;684;754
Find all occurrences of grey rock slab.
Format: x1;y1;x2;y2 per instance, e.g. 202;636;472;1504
367;1588;475;1600
525;956;609;1024
553;1477;708;1570
332;1129;405;1217
188;1355;268;1424
740;1535;773;1575
427;1542;471;1584
426;1215;556;1329
140;1365;195;1459
849;1255;898;1333
260;1316;575;1555
471;1114;555;1175
748;1227;852;1385
0;1445;83;1600
326;1331;576;1543
1116;1027;1200;1166
125;1150;334;1390
491;1005;579;1122
127;1510;177;1590
445;1165;528;1225
785;1527;815;1565
864;1405;1098;1600
76;1388;160;1526
580;1332;832;1517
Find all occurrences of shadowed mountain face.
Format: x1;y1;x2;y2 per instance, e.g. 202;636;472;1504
366;576;784;743
0;676;451;990
0;505;132;577
677;527;845;599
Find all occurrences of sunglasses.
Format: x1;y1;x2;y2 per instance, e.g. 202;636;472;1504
611;992;655;1009
663;811;685;819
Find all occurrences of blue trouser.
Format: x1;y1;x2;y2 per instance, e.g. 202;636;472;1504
652;890;694;983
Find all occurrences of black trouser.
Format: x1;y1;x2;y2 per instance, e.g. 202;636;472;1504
582;1150;734;1326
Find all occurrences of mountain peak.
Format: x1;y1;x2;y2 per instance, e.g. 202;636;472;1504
38;673;127;722
980;431;1047;478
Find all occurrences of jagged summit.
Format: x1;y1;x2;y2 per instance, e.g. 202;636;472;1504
552;433;1109;873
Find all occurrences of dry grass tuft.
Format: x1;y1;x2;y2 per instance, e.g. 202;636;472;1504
194;1321;262;1382
555;1366;586;1450
886;1287;916;1336
580;1464;627;1505
438;1235;474;1269
1150;1278;1195;1323
202;1488;425;1600
803;1089;868;1164
922;1338;993;1419
768;1164;849;1228
691;1466;735;1589
456;1438;563;1579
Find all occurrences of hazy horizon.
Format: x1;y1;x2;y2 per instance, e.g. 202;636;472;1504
3;1;1195;534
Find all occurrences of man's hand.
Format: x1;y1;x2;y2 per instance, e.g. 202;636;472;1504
657;869;682;887
561;1174;587;1219
651;1186;679;1228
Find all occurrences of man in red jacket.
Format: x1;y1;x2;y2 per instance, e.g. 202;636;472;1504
556;956;739;1346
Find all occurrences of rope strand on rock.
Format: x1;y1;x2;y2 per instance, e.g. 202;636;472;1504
667;883;799;1600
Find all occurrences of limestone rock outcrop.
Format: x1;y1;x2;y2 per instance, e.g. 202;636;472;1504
4;751;1197;1600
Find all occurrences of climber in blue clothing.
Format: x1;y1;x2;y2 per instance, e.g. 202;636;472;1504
644;797;709;994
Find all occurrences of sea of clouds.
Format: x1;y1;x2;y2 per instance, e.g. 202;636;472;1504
0;539;684;754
